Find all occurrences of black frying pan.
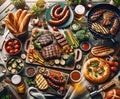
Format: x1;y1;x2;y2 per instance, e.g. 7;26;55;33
87;4;120;44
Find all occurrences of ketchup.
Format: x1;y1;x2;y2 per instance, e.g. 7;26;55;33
82;43;90;50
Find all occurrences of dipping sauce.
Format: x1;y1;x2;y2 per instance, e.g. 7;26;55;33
70;70;81;83
82;43;90;50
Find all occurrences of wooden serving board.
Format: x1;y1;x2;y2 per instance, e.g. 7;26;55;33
25;29;82;70
36;67;69;96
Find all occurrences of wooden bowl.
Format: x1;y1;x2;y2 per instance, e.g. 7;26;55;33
5;38;22;55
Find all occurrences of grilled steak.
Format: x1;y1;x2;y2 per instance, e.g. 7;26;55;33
41;43;62;60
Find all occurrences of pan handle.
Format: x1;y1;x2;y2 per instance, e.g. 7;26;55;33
110;38;119;45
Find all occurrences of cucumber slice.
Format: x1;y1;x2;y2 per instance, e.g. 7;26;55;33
60;59;65;66
54;59;60;65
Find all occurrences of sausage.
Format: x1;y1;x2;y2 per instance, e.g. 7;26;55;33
50;4;60;20
90;9;106;21
43;73;65;85
110;18;119;35
47;79;60;89
49;75;65;85
54;5;69;19
54;6;63;19
48;10;70;25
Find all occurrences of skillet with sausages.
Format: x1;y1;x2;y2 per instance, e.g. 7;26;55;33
88;4;120;43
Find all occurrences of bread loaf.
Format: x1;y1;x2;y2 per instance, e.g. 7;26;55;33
18;10;27;28
7;12;15;25
91;45;114;57
105;88;120;99
14;9;22;29
4;18;17;34
19;14;31;33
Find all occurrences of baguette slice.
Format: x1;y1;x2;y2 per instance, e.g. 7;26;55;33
19;14;31;33
35;74;48;90
4;18;17;34
14;9;22;29
18;10;27;29
91;45;114;57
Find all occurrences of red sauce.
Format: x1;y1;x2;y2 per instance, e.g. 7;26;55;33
82;43;89;50
71;71;81;81
26;67;35;77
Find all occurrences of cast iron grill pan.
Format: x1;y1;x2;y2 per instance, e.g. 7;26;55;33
87;4;120;43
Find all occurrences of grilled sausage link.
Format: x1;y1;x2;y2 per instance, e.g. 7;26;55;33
50;4;60;20
43;73;65;85
90;9;106;21
48;9;70;25
54;5;69;19
54;6;63;19
47;79;60;89
110;18;119;35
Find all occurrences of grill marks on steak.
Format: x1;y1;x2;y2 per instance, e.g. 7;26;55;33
37;32;53;46
54;32;68;47
41;44;62;60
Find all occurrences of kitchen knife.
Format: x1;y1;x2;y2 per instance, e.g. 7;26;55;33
0;30;9;50
89;80;115;97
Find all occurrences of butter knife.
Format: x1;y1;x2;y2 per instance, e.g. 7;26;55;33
0;30;9;50
89;80;115;97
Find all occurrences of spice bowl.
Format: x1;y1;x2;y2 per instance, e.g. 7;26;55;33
80;41;91;52
25;66;37;78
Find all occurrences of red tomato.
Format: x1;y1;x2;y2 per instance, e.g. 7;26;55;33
6;46;12;51
14;49;19;53
37;22;42;27
108;61;114;66
111;66;117;71
7;41;13;46
9;50;14;54
14;44;20;49
93;68;97;73
114;62;119;67
52;26;58;31
99;65;103;69
13;40;19;45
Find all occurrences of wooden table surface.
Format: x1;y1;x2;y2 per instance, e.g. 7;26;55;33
0;0;119;99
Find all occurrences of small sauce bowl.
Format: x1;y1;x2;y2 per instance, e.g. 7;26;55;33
80;41;91;52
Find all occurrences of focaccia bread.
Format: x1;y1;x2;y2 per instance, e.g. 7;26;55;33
83;57;110;83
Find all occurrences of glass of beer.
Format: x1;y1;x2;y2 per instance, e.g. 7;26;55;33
11;75;26;94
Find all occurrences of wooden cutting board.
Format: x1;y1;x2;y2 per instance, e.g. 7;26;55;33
24;29;82;70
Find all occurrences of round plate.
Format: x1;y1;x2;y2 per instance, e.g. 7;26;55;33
46;3;74;28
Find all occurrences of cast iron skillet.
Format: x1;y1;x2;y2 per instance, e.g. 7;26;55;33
87;4;120;44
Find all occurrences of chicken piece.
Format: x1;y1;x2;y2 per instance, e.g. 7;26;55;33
101;11;115;26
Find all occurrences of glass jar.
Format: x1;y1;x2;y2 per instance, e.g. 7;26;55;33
11;75;26;94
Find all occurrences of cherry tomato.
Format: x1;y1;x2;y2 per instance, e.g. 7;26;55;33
13;40;19;45
111;66;117;71
14;49;19;53
9;50;14;54
99;65;103;69
37;22;42;27
114;62;119;67
7;41;13;46
6;46;12;52
34;28;39;33
108;61;114;66
52;26;58;31
14;44;20;49
93;68;97;73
